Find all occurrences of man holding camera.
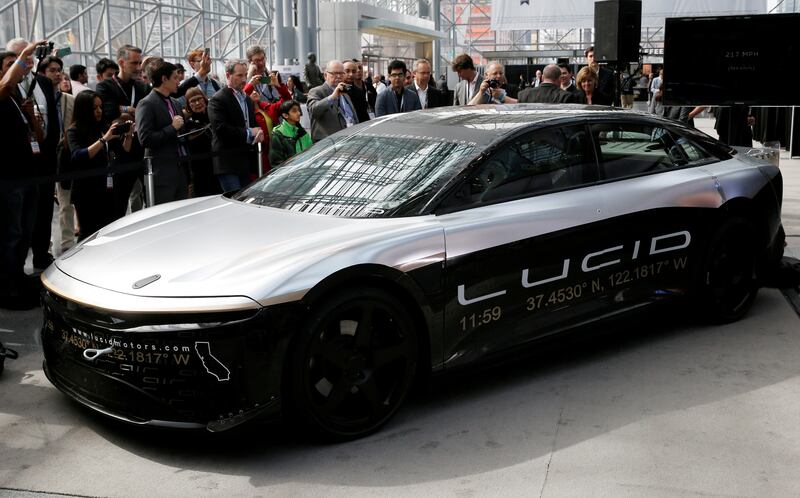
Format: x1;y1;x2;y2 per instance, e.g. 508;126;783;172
375;60;421;117
96;44;149;214
306;60;359;141
0;41;46;309
246;45;280;103
343;60;370;123
136;59;189;204
467;62;518;105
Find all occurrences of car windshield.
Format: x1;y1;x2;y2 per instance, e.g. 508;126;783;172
233;133;478;217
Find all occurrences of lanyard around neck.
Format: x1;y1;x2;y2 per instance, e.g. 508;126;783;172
114;76;136;106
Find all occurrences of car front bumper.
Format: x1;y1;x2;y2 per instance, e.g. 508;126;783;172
40;286;305;431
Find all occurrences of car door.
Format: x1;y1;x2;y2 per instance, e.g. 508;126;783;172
585;120;723;309
436;123;609;367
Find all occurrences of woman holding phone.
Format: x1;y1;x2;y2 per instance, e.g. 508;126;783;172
65;91;120;239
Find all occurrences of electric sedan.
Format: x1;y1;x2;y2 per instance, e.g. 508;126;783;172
41;105;784;440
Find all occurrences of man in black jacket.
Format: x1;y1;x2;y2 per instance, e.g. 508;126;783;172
208;59;263;191
96;44;149;214
1;42;44;309
585;46;616;105
558;63;582;101
409;59;446;109
518;64;573;104
343;60;370;123
135;59;188;204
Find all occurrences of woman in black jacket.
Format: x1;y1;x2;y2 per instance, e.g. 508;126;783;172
183;87;221;197
65;91;120;240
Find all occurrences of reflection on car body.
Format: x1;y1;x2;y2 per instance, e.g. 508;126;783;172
40;104;784;440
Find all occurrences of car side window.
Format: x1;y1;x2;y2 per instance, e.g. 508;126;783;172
675;135;712;163
591;123;686;180
441;125;596;209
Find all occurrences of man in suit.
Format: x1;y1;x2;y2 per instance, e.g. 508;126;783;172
451;54;482;106
343;59;370;123
96;44;149;214
585;46;615;105
135;59;189;204
306;60;359;141
375;60;421;117
208;59;263;191
409;59;445;109
518;64;573;104
467;62;518;105
559;63;581;101
96;45;148;124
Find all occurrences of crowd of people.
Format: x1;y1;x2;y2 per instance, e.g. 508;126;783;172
0;37;753;310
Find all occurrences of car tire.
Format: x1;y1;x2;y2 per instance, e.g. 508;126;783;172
287;286;418;440
697;217;759;323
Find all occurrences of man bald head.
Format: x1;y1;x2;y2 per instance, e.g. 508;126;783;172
541;64;561;84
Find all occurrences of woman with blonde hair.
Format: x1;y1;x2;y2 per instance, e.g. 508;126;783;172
576;66;611;106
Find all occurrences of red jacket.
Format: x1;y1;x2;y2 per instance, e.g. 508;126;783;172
242;83;291;173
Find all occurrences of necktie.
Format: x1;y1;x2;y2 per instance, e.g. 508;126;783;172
339;96;355;125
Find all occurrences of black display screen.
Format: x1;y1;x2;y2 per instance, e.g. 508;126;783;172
663;13;800;106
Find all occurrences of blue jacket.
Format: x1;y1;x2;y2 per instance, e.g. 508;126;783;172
375;87;422;117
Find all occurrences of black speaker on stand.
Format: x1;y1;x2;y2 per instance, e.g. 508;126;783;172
594;0;642;64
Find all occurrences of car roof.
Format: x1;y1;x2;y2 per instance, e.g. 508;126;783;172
355;104;635;146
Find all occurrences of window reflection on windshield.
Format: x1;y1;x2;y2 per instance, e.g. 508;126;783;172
235;134;477;217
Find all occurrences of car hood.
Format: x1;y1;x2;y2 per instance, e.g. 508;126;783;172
54;196;444;304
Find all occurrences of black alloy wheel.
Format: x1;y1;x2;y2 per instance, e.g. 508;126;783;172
700;217;759;323
289;287;418;440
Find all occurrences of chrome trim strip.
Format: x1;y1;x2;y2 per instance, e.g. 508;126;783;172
42;267;261;314
393;252;446;273
71;394;205;429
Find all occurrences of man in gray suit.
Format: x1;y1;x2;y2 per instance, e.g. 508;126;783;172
306;60;359;142
375;60;421;117
451;54;482;106
135;59;188;204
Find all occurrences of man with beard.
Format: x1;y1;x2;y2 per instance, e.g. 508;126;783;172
208;59;263;191
342;59;370;123
96;44;149;215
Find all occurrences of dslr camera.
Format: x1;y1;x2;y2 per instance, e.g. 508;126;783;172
343;84;354;92
35;41;54;60
486;79;501;89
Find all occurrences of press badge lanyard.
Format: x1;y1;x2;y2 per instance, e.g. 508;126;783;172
113;76;136;107
10;96;41;155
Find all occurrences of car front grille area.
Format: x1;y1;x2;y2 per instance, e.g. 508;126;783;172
41;291;276;425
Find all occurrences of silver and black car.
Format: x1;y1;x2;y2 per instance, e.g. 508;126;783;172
41;105;784;439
